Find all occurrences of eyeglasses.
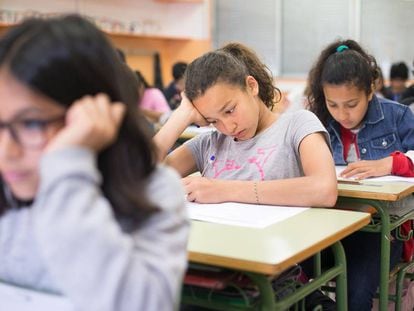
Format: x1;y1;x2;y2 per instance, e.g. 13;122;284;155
0;114;65;149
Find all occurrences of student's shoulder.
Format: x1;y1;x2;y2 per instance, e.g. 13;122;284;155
280;109;320;124
164;81;176;93
148;165;182;188
163;82;177;99
145;87;165;98
377;96;410;113
146;164;184;212
404;84;414;96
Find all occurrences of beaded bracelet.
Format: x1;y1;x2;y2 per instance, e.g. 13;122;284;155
253;182;259;204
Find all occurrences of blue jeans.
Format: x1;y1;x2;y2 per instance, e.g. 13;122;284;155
302;231;403;311
342;231;403;311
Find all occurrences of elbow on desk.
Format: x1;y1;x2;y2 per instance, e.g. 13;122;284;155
313;183;338;208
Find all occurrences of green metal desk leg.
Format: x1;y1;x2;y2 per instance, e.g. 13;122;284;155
332;241;348;311
394;262;414;311
314;252;322;278
367;200;391;311
244;273;275;311
273;241;347;310
395;265;405;311
340;198;391;311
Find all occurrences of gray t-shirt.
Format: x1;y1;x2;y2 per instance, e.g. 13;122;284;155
185;110;329;180
0;148;189;311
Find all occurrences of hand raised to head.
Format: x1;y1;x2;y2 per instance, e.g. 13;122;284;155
45;93;125;153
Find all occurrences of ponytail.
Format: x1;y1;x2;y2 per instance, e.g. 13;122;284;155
185;42;280;109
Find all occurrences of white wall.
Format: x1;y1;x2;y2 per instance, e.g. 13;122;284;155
214;0;414;78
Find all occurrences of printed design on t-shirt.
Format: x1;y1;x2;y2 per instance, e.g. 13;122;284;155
211;159;242;178
211;145;277;179
247;146;277;180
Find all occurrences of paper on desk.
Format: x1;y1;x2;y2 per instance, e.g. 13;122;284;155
183;125;215;136
187;202;309;228
0;282;74;311
336;166;360;183
336;165;414;183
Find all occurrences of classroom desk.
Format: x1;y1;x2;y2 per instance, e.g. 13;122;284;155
178;125;215;143
185;208;370;310
337;181;414;311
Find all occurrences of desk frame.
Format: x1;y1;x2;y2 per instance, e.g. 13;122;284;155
184;208;370;310
338;182;414;311
183;242;347;311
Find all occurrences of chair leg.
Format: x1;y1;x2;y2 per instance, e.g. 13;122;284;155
394;263;414;311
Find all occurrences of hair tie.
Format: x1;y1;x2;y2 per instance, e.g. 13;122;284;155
336;45;349;53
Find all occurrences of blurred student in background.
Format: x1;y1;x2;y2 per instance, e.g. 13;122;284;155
164;61;187;110
136;70;171;124
401;60;414;107
385;61;409;103
374;67;387;98
307;39;414;311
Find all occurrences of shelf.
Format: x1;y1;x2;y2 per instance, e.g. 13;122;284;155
0;22;194;41
155;0;204;3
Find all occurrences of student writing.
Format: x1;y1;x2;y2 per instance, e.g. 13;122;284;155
164;61;188;110
307;39;414;310
155;42;338;309
0;15;188;311
154;42;337;207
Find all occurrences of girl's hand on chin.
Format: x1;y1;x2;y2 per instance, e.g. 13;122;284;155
45;93;126;153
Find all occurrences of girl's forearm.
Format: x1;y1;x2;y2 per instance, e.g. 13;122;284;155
222;177;337;207
153;107;193;161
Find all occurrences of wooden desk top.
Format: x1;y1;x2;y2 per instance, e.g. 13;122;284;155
338;181;414;201
187;208;370;275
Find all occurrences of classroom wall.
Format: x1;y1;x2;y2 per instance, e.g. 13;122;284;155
360;0;414;79
214;0;414;79
2;0;412;82
0;0;212;86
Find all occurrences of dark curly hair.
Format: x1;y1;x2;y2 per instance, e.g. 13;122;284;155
307;39;379;126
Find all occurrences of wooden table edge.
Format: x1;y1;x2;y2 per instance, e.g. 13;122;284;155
188;213;371;276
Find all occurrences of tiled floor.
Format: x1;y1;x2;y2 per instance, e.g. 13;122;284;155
372;280;414;311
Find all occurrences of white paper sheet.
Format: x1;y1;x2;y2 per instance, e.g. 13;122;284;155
187;202;309;228
183;125;215;136
336;165;414;183
0;282;74;311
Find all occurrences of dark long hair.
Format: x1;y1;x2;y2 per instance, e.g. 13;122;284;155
185;42;281;109
0;15;158;221
307;39;379;126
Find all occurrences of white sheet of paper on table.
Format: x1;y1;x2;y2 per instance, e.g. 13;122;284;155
336;165;414;183
187;201;309;228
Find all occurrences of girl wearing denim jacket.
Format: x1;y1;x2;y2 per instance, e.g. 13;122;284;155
307;39;414;311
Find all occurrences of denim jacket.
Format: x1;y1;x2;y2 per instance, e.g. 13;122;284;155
327;95;414;165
